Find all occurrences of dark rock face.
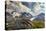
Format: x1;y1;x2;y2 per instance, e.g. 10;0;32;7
21;12;33;19
5;11;33;30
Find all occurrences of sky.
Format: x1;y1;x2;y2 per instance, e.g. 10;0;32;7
26;2;45;16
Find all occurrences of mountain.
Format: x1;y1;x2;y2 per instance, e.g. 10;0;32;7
35;13;45;20
21;12;33;19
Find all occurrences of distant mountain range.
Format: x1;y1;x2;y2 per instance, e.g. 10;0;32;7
21;12;45;20
34;13;45;20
